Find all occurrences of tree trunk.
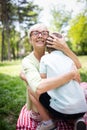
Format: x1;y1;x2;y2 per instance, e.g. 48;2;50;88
1;27;5;61
6;25;11;61
12;47;16;60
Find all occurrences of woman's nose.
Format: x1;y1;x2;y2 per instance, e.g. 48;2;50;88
38;33;42;37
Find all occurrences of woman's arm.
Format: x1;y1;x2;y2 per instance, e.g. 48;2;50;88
36;69;80;96
19;71;28;84
60;45;81;69
46;35;81;69
22;56;80;96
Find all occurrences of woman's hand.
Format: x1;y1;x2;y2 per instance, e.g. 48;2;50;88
46;34;67;51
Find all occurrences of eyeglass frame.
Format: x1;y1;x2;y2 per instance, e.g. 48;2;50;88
30;31;49;37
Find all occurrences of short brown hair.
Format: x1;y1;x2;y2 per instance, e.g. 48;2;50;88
47;32;62;53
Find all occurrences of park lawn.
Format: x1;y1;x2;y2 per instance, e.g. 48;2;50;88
78;55;87;81
0;56;87;130
0;60;26;130
78;55;87;70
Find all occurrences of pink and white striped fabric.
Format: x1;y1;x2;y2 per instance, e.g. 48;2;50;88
16;105;75;130
16;104;40;130
16;82;87;130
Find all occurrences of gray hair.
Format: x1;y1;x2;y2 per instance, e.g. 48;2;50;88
28;23;48;38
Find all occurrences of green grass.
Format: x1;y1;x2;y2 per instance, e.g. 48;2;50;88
78;55;87;70
0;56;87;130
78;56;87;81
0;60;26;130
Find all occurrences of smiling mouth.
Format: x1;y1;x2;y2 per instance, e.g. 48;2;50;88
38;41;44;44
37;39;45;43
36;40;45;46
37;39;45;42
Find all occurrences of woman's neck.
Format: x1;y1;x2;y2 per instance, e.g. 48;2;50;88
34;49;45;61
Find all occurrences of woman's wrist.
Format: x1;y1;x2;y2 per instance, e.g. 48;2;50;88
71;71;76;79
62;44;70;55
70;70;80;82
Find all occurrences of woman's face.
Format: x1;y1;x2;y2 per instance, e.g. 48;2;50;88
30;25;49;49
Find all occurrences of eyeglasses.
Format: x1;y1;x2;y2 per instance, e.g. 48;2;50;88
30;31;49;37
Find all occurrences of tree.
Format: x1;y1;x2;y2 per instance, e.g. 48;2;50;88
10;27;21;59
0;0;17;61
50;5;71;32
0;0;41;61
15;0;41;28
68;14;87;55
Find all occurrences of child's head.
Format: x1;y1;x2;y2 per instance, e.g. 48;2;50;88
46;32;62;53
52;32;62;38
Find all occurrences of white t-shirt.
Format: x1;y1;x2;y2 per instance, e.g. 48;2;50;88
40;50;87;114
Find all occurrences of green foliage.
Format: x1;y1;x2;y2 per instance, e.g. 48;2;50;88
49;1;87;55
22;36;33;54
78;55;87;81
68;14;87;55
16;1;41;27
80;69;87;81
50;5;71;32
0;0;41;61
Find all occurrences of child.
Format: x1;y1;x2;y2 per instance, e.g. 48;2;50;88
38;32;87;130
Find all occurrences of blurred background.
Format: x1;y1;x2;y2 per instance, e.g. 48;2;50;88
0;0;87;129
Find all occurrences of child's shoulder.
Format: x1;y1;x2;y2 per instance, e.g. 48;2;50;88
41;52;49;60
